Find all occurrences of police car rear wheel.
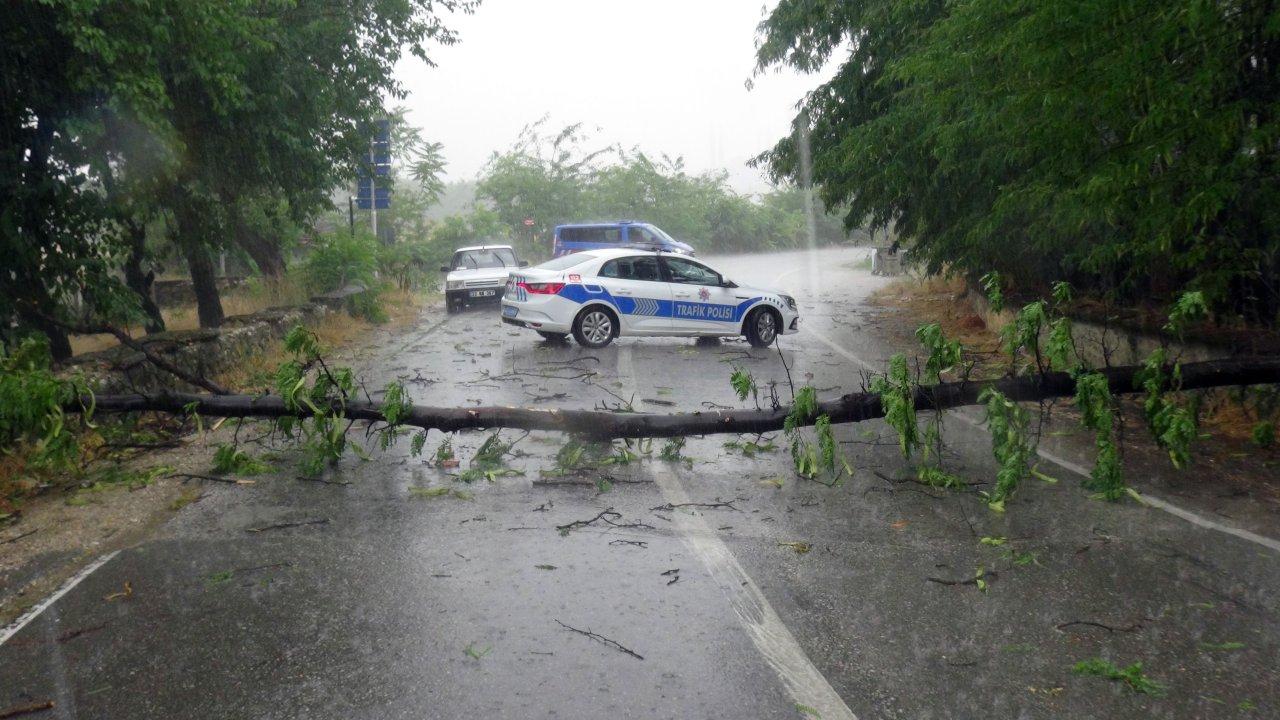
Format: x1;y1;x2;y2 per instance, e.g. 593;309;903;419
573;308;615;348
746;308;779;348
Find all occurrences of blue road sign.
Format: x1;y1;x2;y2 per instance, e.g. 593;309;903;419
356;119;393;209
356;177;390;210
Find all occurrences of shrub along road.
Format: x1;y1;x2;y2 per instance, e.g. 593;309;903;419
1;247;1277;718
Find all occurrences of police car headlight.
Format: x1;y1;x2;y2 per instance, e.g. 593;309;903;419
446;280;464;290
781;294;797;310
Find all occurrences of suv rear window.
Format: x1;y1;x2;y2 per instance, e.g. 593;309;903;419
537;253;597;271
559;226;620;243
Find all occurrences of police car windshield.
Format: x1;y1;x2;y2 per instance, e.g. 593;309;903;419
454;248;517;269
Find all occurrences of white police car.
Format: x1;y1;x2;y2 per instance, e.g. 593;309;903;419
500;248;799;348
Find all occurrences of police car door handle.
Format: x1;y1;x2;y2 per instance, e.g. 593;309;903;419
674;292;692;298
614;288;634;296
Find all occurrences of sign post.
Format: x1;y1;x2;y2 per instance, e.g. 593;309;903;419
356;119;392;240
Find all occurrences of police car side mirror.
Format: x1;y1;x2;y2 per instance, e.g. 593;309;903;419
722;279;738;288
439;265;450;272
519;260;529;267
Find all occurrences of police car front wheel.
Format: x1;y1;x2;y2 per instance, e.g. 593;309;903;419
745;307;780;348
573;308;616;348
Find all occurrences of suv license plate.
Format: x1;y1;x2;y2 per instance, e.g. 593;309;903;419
502;306;518;318
470;289;496;298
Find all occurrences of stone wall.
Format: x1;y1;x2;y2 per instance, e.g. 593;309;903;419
152;276;249;308
61;285;366;394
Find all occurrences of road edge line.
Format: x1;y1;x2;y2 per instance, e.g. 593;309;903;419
0;550;120;647
803;326;1280;554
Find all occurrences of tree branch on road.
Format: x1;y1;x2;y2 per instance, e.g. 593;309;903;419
74;357;1280;439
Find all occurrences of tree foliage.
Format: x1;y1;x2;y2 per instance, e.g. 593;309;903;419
757;0;1280;322
476;119;864;257
2;0;474;356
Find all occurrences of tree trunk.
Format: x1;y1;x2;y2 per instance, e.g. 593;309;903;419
171;198;225;328
21;307;73;361
179;233;224;328
78;357;1280;439
123;221;165;334
233;214;286;280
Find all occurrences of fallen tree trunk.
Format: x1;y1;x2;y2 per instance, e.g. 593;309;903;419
76;357;1280;439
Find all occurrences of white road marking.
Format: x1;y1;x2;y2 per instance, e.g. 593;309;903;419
618;347;858;720
802;325;1280;554
1029;445;1280;553
0;550;120;647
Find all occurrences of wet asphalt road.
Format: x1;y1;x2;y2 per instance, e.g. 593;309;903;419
2;247;1278;719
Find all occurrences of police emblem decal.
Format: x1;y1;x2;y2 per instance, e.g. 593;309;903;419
698;287;710;302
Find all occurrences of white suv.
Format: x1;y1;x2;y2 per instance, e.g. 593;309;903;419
440;245;528;313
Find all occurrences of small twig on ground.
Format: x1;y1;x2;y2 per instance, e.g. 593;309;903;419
232;561;294;575
538;356;601;366
650;497;745;513
555;620;644;660
0;700;55;719
534;479;594;487
168;473;254;485
556;508;621;534
103;440;182;450
864;485;944;500
1;528;38;544
504;429;532;457
595;385;635;412
246;518;329;533
295;475;351;486
773;336;795;401
604;517;656;531
555;507;656;534
609;539;648;548
926;570;997;587
55;623;108;644
958;502;978;539
525;392;570;402
1055;620;1144;634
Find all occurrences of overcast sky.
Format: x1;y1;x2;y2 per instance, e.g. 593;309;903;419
394;0;836;194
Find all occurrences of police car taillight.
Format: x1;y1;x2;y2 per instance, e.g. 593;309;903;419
518;281;564;295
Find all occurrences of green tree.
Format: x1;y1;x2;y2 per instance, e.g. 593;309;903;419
477;118;609;241
756;0;1280;322
477;121;861;254
1;0;476;356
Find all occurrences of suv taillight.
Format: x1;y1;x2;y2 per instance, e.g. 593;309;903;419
518;281;564;295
